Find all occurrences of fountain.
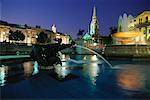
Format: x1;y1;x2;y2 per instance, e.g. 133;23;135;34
31;44;113;69
68;45;113;68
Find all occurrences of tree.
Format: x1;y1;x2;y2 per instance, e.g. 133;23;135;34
17;31;25;41
92;34;99;42
68;35;73;43
108;26;117;44
37;32;48;43
77;29;84;39
9;30;14;40
36;25;41;28
24;24;28;28
109;26;117;35
9;30;25;41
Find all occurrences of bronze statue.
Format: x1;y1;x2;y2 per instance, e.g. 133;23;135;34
30;38;75;67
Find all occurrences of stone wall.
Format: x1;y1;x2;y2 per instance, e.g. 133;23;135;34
0;42;32;55
104;45;150;58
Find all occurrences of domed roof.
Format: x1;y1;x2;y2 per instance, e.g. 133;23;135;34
112;31;144;38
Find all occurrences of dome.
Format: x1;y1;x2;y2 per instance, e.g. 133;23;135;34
112;31;144;38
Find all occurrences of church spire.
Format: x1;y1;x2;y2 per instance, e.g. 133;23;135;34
92;6;97;19
90;5;100;36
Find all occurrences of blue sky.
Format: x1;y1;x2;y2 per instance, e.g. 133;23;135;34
1;0;150;38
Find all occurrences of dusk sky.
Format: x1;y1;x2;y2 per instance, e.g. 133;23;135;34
0;0;150;38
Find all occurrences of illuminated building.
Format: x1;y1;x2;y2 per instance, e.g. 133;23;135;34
82;6;101;48
118;11;150;41
128;11;150;41
90;6;100;36
83;6;100;40
78;6;110;47
0;21;70;45
50;24;70;44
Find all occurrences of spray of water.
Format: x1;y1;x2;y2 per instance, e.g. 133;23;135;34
75;45;113;68
68;59;87;64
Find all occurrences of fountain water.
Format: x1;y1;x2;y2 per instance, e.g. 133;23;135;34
70;45;113;68
33;44;113;68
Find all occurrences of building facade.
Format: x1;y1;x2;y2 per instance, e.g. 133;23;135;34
82;6;102;48
50;25;70;44
89;6;100;36
128;11;150;41
83;6;100;40
0;21;70;45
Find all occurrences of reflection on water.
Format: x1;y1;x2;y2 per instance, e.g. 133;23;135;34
82;60;101;94
53;55;102;81
83;63;100;85
116;64;150;94
32;61;39;75
23;61;34;77
23;61;40;77
55;66;70;79
1;54;150;98
0;55;102;86
0;66;8;86
54;62;70;79
0;61;40;86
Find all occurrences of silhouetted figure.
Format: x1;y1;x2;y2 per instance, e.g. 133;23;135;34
30;38;75;66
